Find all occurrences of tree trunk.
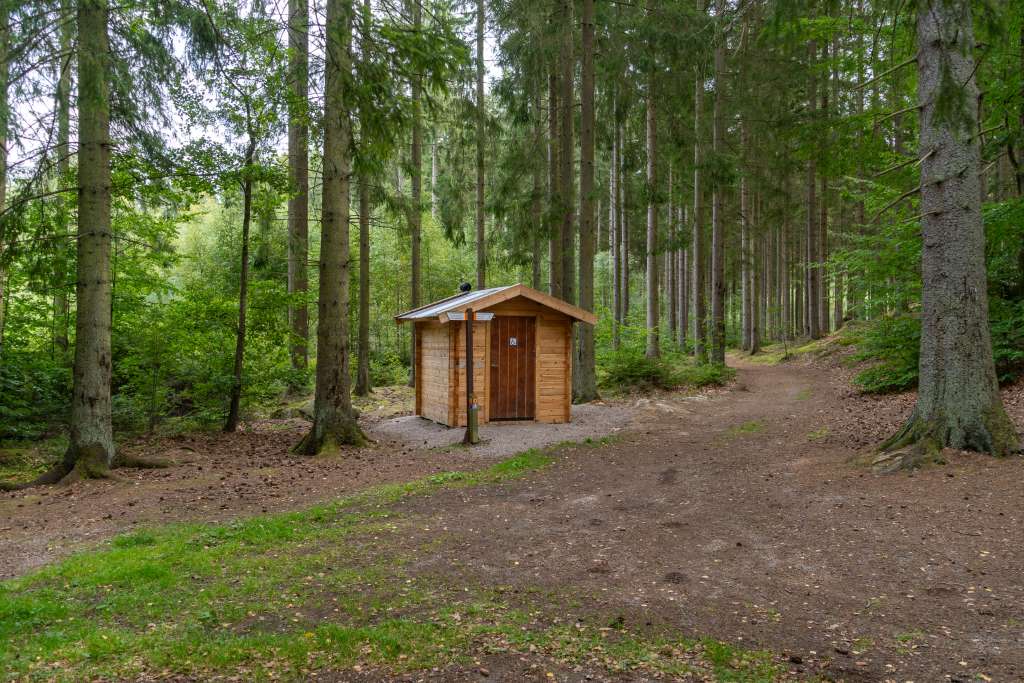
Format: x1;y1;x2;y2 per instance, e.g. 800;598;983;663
667;167;677;345
878;0;1019;467
692;73;707;361
574;0;597;402
709;1;726;364
531;84;543;291
296;0;365;454
355;175;371;396
645;69;659;358
63;0;115;479
474;0;486;289
611;110;621;350
805;39;821;340
559;0;575;305
224;141;256;434
408;0;422;387
287;0;310;378
547;68;562;297
740;122;751;352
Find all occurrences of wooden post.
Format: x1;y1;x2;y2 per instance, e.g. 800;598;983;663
463;308;480;444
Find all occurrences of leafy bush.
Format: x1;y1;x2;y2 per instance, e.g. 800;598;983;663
0;352;71;439
368;349;409;387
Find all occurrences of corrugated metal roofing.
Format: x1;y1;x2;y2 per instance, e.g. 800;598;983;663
395;285;515;321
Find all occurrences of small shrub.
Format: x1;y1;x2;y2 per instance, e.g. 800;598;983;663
852;315;920;393
598;348;734;393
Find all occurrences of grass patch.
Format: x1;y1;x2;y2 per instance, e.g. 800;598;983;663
727;420;764;438
807;427;829;442
0;441;781;682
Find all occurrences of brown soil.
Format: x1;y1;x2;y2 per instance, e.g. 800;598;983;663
386;353;1024;682
4;354;1024;682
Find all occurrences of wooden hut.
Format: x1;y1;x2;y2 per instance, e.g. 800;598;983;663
395;284;597;427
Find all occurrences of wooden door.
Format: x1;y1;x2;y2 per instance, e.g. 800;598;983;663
489;316;536;420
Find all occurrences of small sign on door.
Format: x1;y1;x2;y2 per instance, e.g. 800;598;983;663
509;337;518;347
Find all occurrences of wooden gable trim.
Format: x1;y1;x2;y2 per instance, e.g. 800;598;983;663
443;284;597;325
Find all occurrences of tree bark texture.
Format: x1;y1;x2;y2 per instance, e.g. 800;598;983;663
297;0;365;454
287;0;310;376
574;0;597;402
879;0;1019;465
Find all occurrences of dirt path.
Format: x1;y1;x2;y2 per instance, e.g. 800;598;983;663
385;356;1024;682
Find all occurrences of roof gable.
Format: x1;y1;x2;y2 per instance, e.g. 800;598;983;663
395;284;597;325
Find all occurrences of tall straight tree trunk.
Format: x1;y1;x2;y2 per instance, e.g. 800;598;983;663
805;39;821;340
879;0;1018;466
667;167;678;344
679;210;688;347
531;84;544;291
692;73;707;361
355;176;371;396
64;0;115;478
52;0;72;356
558;0;575;305
621;170;630;317
611;110;621;349
645;70;659;358
225;139;257;433
287;0;310;377
408;0;422;386
709;0;726;364
547;69;562;297
297;0;364;454
574;0;597;401
474;0;486;289
0;7;8;360
740;123;750;352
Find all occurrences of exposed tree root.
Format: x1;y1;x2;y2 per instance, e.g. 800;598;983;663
112;453;172;469
294;413;366;456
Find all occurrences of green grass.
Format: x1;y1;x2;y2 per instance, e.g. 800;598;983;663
807;427;829;441
0;443;783;682
727;420;764;438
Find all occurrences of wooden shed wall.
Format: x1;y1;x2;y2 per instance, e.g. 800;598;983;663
417;321;450;425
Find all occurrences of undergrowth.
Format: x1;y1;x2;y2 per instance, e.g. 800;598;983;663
598;348;735;393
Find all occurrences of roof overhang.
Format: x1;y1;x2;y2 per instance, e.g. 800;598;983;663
395;283;597;326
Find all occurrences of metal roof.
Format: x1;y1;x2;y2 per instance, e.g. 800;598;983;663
395;285;516;321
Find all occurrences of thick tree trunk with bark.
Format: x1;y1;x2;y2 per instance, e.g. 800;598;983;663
408;0;422;387
64;0;115;479
558;0;575;305
355;176;371;396
645;71;659;359
574;0;597;402
297;0;365;454
611;112;621;350
474;0;486;289
805;39;821;340
709;3;726;364
692;74;707;361
287;0;310;378
547;69;562;297
531;85;544;291
877;0;1019;468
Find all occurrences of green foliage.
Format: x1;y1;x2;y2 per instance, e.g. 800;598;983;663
852;316;920;393
598;347;733;393
0;352;70;440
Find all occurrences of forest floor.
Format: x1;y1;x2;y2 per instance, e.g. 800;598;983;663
3;341;1024;681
